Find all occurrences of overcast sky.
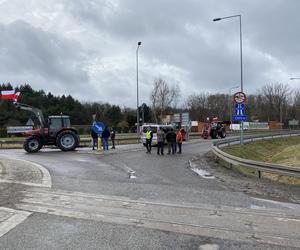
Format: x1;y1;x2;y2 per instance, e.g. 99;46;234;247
0;0;299;107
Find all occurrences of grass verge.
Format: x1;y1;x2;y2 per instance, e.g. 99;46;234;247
222;136;300;184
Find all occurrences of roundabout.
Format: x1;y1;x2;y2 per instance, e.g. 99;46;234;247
0;140;299;249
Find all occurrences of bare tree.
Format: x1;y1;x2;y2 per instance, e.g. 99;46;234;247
187;93;209;121
261;83;292;122
150;78;180;123
291;90;300;121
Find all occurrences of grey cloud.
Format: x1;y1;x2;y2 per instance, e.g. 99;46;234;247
0;20;98;97
0;0;299;107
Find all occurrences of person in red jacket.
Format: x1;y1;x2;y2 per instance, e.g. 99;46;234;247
176;129;183;154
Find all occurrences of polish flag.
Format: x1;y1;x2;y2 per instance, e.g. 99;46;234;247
1;90;20;101
13;92;20;102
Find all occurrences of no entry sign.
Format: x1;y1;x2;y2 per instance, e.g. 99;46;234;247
233;91;246;103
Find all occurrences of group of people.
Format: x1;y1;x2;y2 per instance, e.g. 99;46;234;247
91;127;116;151
145;127;184;155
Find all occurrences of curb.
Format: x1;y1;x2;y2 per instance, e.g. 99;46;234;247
0;157;52;188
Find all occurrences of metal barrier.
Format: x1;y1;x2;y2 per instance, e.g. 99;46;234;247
211;130;300;178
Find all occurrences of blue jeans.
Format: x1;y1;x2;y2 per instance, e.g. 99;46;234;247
102;138;109;150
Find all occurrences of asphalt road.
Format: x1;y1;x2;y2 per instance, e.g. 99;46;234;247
0;141;299;249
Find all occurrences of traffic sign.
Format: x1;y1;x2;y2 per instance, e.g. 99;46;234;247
235;103;245;116
233;92;246;103
92;122;105;134
233;115;247;121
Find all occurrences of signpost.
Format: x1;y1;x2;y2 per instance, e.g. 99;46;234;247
233;92;246;103
92;122;105;134
233;103;247;121
233;91;247;145
92;122;105;152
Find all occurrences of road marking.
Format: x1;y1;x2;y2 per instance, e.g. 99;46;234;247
14;188;300;248
0;179;51;187
199;244;220;250
0;207;31;238
110;161;137;179
252;197;300;210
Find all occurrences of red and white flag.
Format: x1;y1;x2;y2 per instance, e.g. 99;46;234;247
1;90;20;102
13;92;20;102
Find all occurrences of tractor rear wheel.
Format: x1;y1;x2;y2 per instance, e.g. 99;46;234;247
24;136;43;153
56;130;79;151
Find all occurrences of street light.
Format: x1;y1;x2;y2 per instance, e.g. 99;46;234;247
136;41;142;140
229;85;239;129
213;14;244;145
290;77;300;80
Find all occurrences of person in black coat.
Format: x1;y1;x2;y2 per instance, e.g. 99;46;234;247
110;128;116;149
91;128;98;150
101;128;110;151
166;128;176;154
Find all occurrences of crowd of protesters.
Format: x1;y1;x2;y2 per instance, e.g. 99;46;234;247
91;123;185;155
91;126;116;151
146;127;185;155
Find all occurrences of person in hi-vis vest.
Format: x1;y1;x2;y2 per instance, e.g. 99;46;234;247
145;127;153;154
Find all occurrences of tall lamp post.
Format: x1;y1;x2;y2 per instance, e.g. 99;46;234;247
229;85;239;129
213;14;244;145
136;41;142;140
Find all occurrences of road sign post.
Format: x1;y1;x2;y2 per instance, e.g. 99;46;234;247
233;92;247;145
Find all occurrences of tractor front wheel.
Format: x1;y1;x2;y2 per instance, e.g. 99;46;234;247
56;130;79;151
24;136;43;153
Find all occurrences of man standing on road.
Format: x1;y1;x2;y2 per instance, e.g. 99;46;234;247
101;127;110;151
157;127;165;155
176;129;183;154
91;127;98;150
110;128;116;149
145;127;153;154
166;128;176;155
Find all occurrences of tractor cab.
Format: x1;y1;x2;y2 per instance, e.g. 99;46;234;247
48;115;71;137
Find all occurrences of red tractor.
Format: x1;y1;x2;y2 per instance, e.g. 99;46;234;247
202;117;226;139
14;102;80;153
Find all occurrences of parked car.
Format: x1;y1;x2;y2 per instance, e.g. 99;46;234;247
141;124;173;146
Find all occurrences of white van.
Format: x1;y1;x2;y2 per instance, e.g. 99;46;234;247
141;124;173;145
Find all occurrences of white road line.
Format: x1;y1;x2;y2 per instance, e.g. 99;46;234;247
199;244;220;250
111;161;137;179
252;197;300;210
14;188;300;248
0;179;51;188
0;207;31;238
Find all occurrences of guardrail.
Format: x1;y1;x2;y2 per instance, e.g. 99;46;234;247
211;130;300;178
0;137;140;149
0;132;206;149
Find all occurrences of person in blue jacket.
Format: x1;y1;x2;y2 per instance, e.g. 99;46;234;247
101;127;110;151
